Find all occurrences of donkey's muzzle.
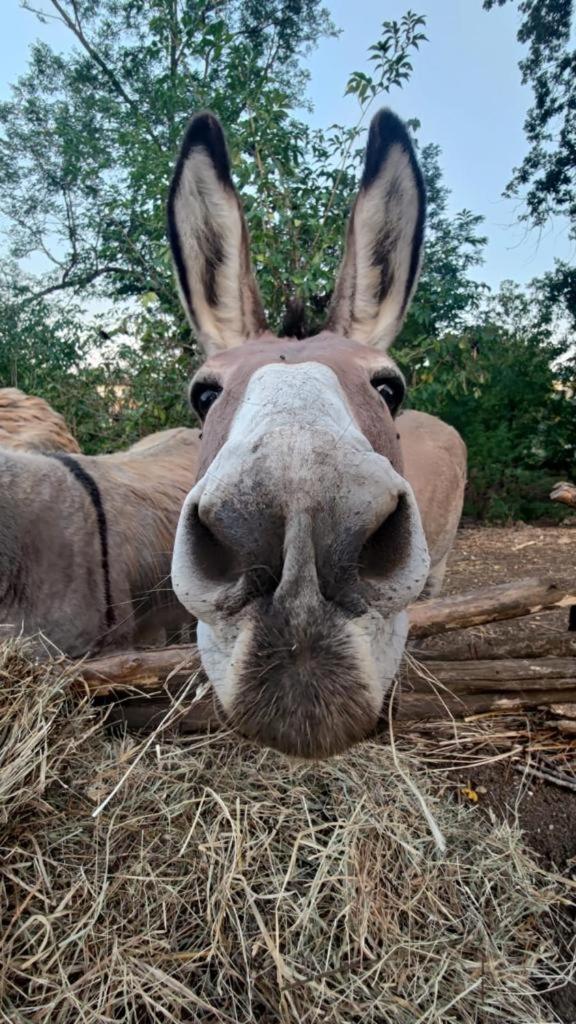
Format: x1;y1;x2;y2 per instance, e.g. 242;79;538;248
179;483;415;625
171;428;429;757
172;428;429;626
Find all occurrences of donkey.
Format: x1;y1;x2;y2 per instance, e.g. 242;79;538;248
0;387;80;454
397;409;466;598
167;108;465;758
0;426;199;656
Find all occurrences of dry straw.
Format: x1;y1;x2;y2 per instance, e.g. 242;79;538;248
1;639;574;1023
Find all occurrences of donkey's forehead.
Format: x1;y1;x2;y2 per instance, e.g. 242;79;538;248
194;331;403;478
199;331;398;378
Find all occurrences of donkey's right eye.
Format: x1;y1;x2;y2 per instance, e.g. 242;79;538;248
190;381;223;421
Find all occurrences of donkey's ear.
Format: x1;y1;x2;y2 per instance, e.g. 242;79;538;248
167;113;267;354
326;109;425;351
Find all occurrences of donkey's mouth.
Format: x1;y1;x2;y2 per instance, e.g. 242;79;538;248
202;599;405;759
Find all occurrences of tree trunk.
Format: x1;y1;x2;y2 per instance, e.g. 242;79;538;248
404;657;576;693
398;687;576;720
75;645;200;694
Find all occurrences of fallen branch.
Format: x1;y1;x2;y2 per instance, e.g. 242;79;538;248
398;687;576;720
411;632;576;661
74;645;200;694
545;719;576;736
546;702;576;719
512;762;576;794
408;578;576;639
404;657;576;693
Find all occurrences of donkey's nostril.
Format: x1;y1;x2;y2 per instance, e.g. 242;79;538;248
186;503;239;584
359;496;411;582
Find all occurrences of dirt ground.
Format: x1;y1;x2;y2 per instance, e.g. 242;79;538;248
444;522;576;639
438;524;576;869
440;524;576;1022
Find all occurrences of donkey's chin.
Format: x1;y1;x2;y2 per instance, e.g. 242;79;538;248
196;603;409;759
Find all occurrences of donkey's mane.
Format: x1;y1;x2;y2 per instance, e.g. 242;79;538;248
280;295;332;340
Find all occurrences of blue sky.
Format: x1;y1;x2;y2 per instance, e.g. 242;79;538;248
1;0;574;291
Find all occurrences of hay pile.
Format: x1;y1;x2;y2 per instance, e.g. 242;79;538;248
1;640;574;1023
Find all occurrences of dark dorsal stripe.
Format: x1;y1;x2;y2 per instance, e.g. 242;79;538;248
50;454;115;630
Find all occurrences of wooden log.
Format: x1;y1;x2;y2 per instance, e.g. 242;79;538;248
408;578;576;639
397;687;576;720
411;633;576;661
545;719;576;736
79;653;576;732
404;657;576;694
73;644;200;694
74;578;576;694
547;702;576;719
72;645;212;734
100;690;218;734
99;683;576;732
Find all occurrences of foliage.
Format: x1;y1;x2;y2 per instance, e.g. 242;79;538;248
415;280;576;521
484;0;575;228
0;0;335;322
0;263;103;443
86;304;195;452
0;264;193;452
0;3;430;339
483;0;576;323
396;143;487;392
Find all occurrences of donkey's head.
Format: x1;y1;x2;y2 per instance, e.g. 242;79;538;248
168;109;429;758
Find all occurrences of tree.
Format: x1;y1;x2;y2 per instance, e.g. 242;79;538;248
0;3;431;342
0;263;193;452
0;262;101;439
483;0;576;322
416;279;576;520
396;142;487;393
0;0;334;324
1;2;439;448
483;0;575;229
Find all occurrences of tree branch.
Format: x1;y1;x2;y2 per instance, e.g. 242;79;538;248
22;265;127;303
47;0;165;153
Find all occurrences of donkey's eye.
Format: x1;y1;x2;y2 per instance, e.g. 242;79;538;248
190;381;223;420
371;375;405;415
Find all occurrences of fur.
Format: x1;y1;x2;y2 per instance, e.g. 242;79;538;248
167;114;267;352
0;427;200;656
0;388;80;454
397;410;467;596
326;110;426;350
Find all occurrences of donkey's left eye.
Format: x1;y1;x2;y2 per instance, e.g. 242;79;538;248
371;375;405;414
190;381;223;421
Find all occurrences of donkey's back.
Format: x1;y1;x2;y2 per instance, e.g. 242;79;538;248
398;410;467;596
0;388;80;454
0;427;200;656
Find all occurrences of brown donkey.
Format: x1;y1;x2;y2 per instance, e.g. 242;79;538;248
0;426;199;656
168;109;459;758
0;388;80;454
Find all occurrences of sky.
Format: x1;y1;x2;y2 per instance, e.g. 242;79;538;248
1;0;574;292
